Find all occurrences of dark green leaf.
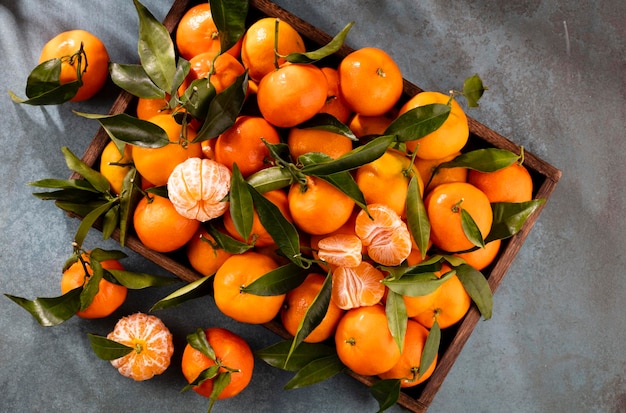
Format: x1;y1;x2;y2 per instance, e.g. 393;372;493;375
61;146;111;193
32;189;103;203
73;112;170;148
419;320;440;378
80;258;104;311
180;77;216;119
247;183;304;267
89;248;127;262
436;148;520;173
145;185;168;198
297;113;357;141
285;22;354;63
133;0;177;92
73;200;116;247
54;200;108;217
383;269;455;297
210;0;249;53
370;379;402;412
228;164;254;243
187;327;216;360
241;263;308;296
246;166;294;194
87;334;133;360
102;204;120;239
150;276;213;311
181;365;220;392
205;222;254;255
300;134;394;176
406;175;430;260
254;340;336;372
455;264;492;320
171;57;191;98
384;104;451;142
209;371;232;404
4;288;81;326
107;269;179;289
194;71;248;142
461;208;486;249
109;63;165;99
463;74;487;108
316;172;368;212
486;199;545;242
385;290;408;352
28;178;99;193
25;58;63;97
118;168;142;247
284;355;345;389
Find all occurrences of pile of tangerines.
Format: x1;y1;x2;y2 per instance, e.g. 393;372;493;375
7;0;544;411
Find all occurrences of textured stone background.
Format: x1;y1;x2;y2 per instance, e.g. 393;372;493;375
1;0;624;412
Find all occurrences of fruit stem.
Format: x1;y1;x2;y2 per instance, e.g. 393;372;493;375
451;198;464;213
273;18;281;70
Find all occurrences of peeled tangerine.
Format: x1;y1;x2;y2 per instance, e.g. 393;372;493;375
167;157;231;222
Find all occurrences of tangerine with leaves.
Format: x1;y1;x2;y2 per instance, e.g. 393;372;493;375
167;157;231;222
335;304;401;376
133;194;200;253
338;47;403;116
213;251;284;324
378;319;437;387
186;227;233;277
107;312;174;381
398;91;469;160
257;63;329;128
38;29;109;101
175;3;242;60
331;261;385;311
60;253;127;319
241;17;306;82
280;273;344;343
131;114;203;187
223;189;292;247
181;327;254;399
424;182;493;253
99;140;132;195
468;160;533;203
214;116;281;178
354;203;412;266
288;175;355;236
287;127;353;161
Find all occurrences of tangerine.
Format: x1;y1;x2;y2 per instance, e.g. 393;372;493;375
468;161;533;203
182;51;246;95
414;151;468;193
319;66;352;123
348;112;395;139
454;239;502;271
99;140;133;195
186;227;233;277
287;127;353;161
331;261;385;310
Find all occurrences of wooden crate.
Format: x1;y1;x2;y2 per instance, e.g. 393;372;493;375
75;0;562;411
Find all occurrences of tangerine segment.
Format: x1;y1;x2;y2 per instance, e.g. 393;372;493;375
354;203;412;266
378;319;437;387
181;327;254;399
317;234;363;268
338;47;404;117
468;162;533;203
331;261;385;310
256;63;329;128
107;313;174;381
335;304;401;376
280;273;344;343
213;252;284;324
60;255;127;319
399;91;469;160
167;157;231;222
424;182;493;253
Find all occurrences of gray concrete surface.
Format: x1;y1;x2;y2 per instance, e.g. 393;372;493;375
1;0;625;412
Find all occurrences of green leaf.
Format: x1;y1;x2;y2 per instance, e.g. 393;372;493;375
385;290;408;352
406;175;430;260
419;320;440;378
89;248;127;262
247;183;304;267
80;258;104;311
133;0;177;92
284;354;345;389
437;148;520;173
171;57;191;98
4;288;81;326
9;59;81;105
241;263;308;296
300;134;394;176
61;146;111;193
455;264;493;320
316;171;368;212
102;204;120;240
384;103;451;142
383;269;455;297
297;113;357;141
255;340;336;372
73;200;116;247
28;178;100;193
87;334;133;360
187;327;216;360
463;74;487;108
109;63;165;99
181;365;220;393
194;71;248;142
285;22;354;63
210;0;249;53
228;164;254;243
461;208;486;249
246;166;294;194
205;222;254;255
370;379;402;413
150;276;213;311
73;112;170;148
118;168;142;247
209;371;232;406
180;77;216;119
486;199;546;242
54;200;108;217
107;269;179;289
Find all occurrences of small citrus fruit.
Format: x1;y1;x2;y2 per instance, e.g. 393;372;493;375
319;66;352;123
186;227;233;277
331;261;385;310
99;140;133;195
317;234;363;268
468;161;533;203
287;127;353;161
